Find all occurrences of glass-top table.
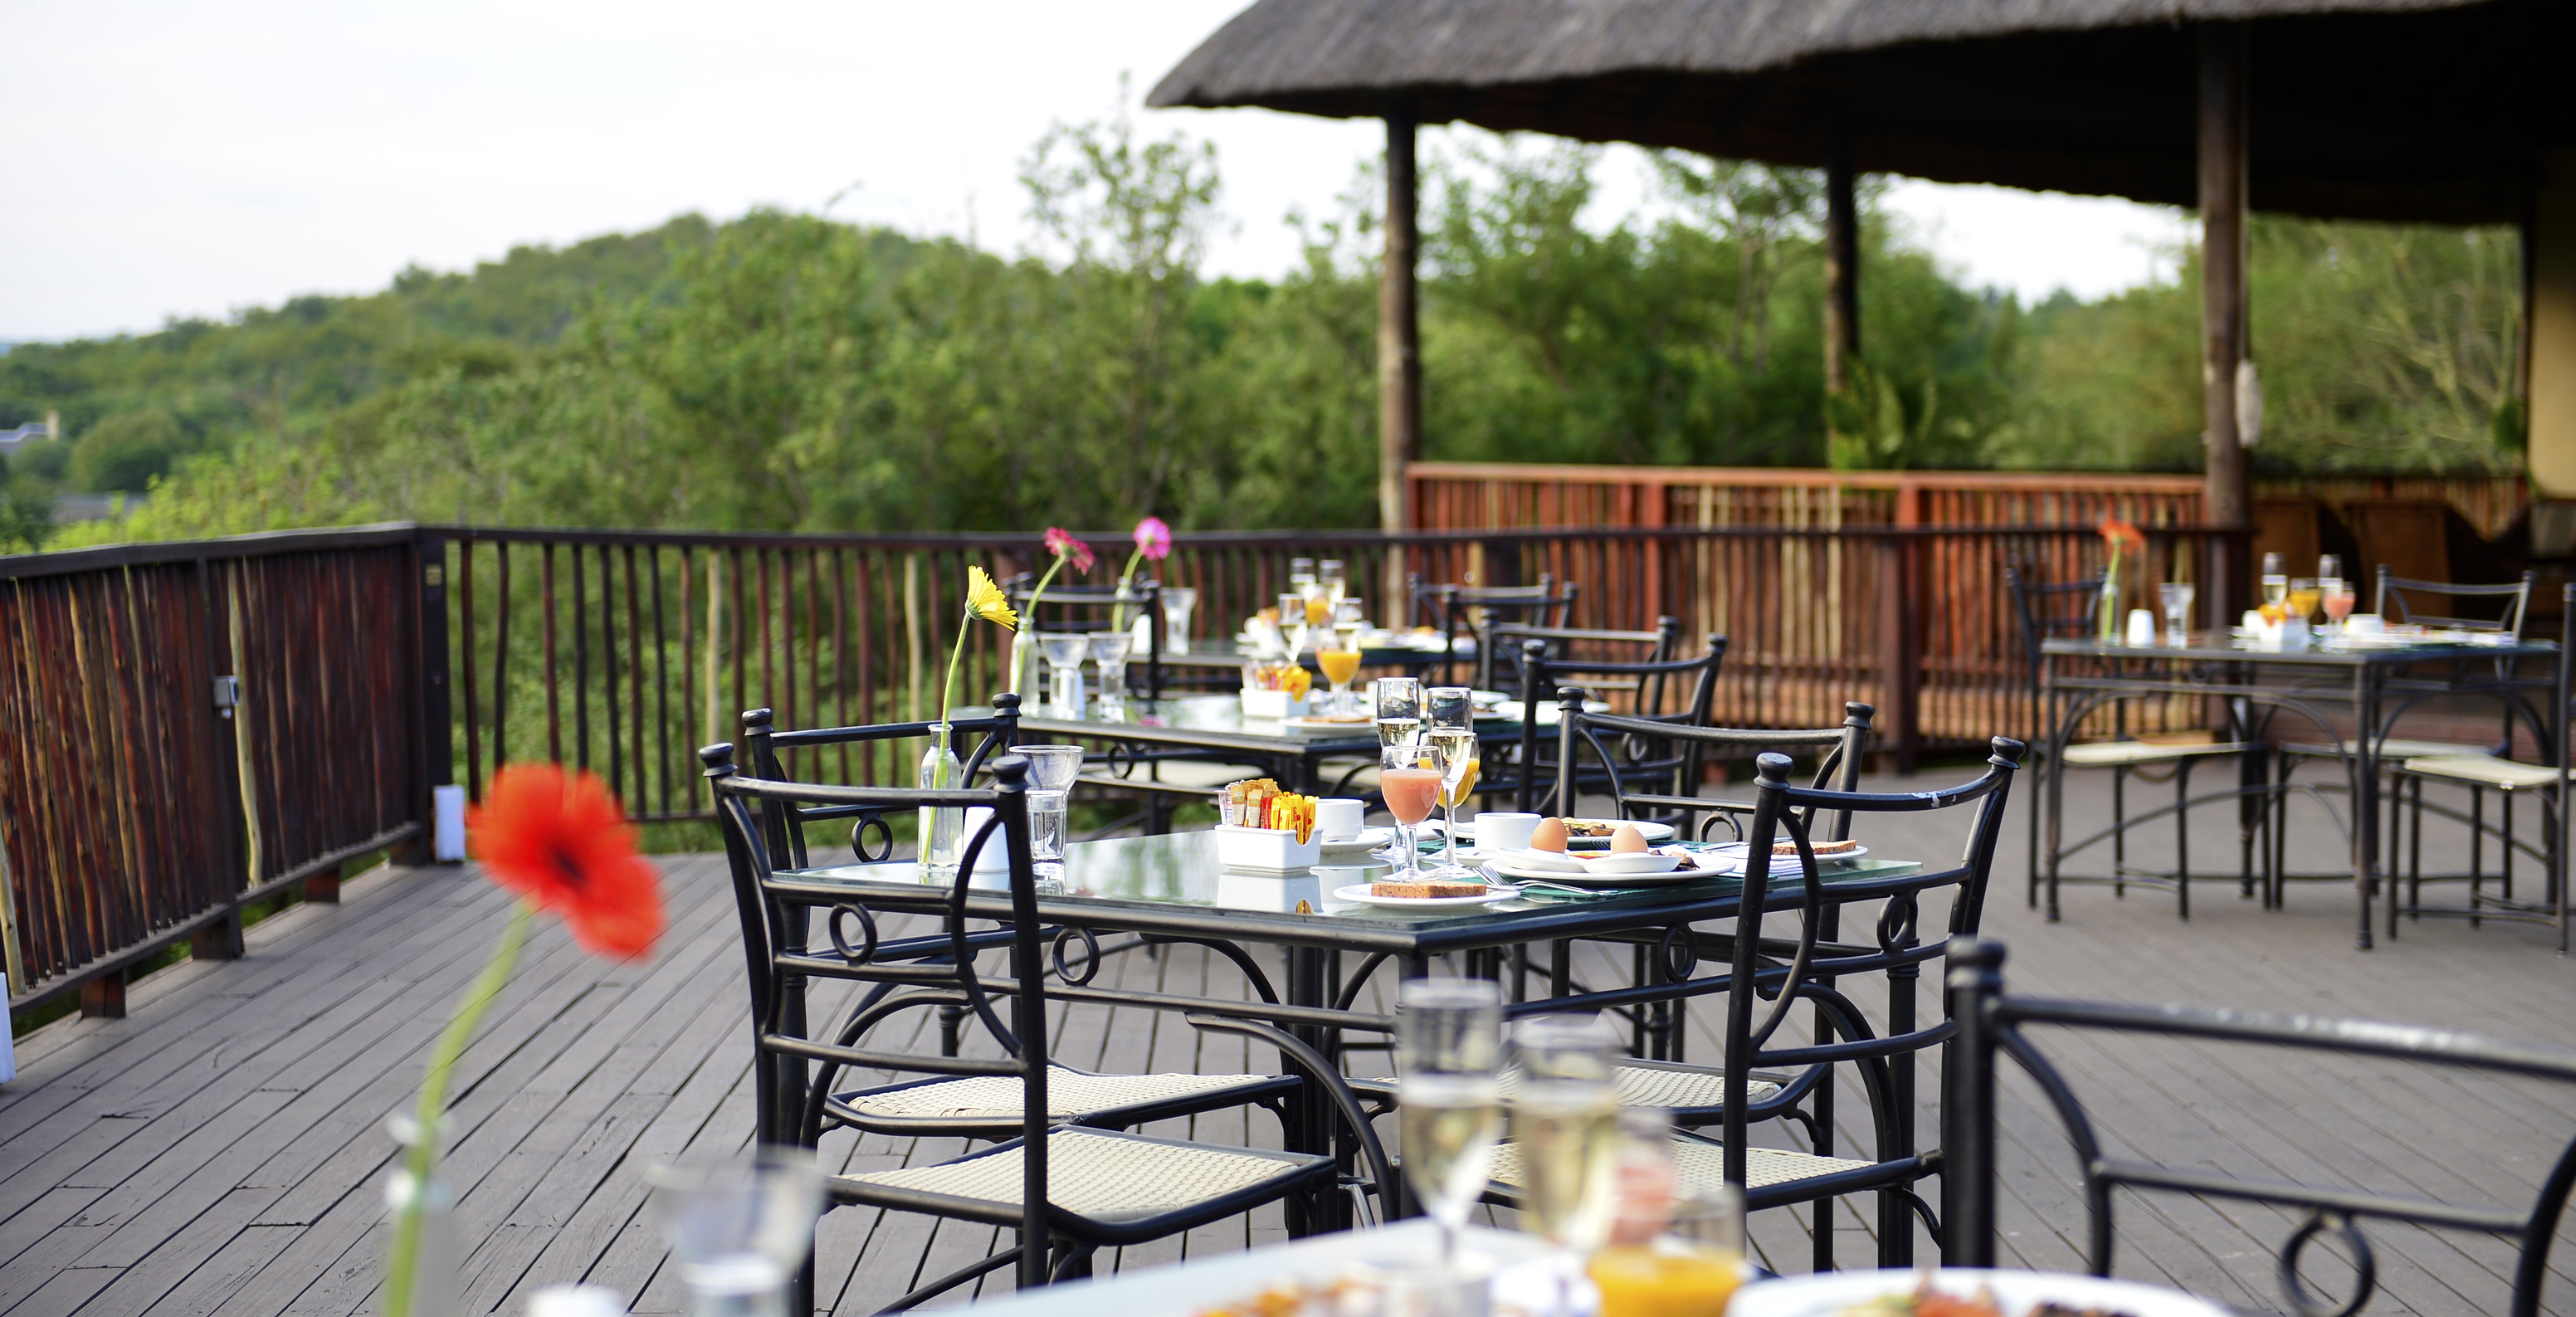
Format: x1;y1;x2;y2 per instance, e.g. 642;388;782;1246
2038;630;2566;949
1016;695;1535;795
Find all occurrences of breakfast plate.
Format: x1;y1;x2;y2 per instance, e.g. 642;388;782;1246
1330;883;1520;909
1711;841;1871;865
1449;818;1676;844
1484;855;1705;887
1727;1267;2227;1317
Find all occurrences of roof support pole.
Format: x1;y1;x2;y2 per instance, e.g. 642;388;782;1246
1379;105;1422;597
2527;153;2576;505
1823;124;1861;395
2198;22;2252;614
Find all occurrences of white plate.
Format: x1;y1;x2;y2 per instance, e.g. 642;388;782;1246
1728;1267;2229;1317
1331;883;1520;909
1581;850;1686;876
1318;827;1395;852
1712;841;1870;864
1483;858;1710;888
1282;715;1375;731
1489;848;1588;875
1558;819;1677;844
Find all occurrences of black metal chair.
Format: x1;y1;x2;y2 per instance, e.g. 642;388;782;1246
1481;740;2024;1274
1005;576;1164;701
1943;937;2576;1316
1407;573;1578;685
2009;564;2263;920
1510;629;1725;817
704;745;1386;1309
738;701;1021;872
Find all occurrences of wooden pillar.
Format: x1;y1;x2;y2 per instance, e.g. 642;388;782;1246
2528;151;2576;502
2198;23;2252;616
1380;105;1423;605
1823;129;1861;394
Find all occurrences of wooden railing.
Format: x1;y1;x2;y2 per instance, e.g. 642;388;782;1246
0;527;438;1015
0;515;2244;1016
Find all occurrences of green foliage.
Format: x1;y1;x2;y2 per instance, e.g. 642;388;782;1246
3;119;2531;553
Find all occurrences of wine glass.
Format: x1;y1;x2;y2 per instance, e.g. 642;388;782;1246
646;1148;823;1317
2261;553;2289;612
1320;559;1349;607
1276;592;1310;661
2324;578;2358;631
1088;631;1133;716
1039;634;1091;716
1381;744;1443;882
2287;578;2322;625
1374;676;1422;749
1397;978;1503;1266
1426;687;1479;876
1318;641;1364;718
1512;1014;1622;1317
1289;558;1318;603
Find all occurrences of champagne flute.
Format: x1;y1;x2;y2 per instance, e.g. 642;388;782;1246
2261;552;2289;612
1276;592;1310;661
1290;557;1319;603
1513;1014;1622;1317
1375;676;1422;749
1426;687;1478;876
1381;744;1443;882
1320;559;1349;608
1398;978;1503;1267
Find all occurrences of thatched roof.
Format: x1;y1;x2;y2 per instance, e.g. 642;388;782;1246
1148;0;2572;223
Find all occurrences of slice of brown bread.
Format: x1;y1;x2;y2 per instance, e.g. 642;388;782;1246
1371;880;1490;899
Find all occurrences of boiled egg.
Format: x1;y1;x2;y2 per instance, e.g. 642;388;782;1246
1610;824;1649;854
1530;817;1569;852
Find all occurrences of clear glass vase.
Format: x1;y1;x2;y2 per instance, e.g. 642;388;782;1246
917;724;965;882
1006;627;1038;699
2097;575;2120;642
383;1117;461;1317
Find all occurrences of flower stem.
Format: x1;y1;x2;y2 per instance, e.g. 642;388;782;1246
936;616;972;788
387;901;531;1317
1012;558;1070;694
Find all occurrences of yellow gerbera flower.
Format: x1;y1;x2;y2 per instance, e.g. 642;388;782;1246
964;565;1018;632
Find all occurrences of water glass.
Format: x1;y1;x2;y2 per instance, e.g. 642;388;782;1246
1039;635;1090;716
2158;582;2195;645
1027;790;1068;886
1159;586;1197;655
646;1149;823;1317
1088;632;1133;714
1397;978;1504;1263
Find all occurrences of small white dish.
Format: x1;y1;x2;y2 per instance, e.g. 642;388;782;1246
1319;827;1395;852
1331;883;1519;909
1494;848;1588;874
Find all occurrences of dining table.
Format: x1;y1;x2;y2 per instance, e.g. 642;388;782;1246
1017;692;1532;798
2039;628;2565;949
777;828;1926;1229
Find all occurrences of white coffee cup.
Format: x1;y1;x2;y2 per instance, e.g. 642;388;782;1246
1475;812;1543;852
1315;798;1367;841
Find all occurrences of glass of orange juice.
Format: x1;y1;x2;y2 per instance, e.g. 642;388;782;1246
1318;646;1363;715
1591;1187;1747;1317
2286;578;2322;624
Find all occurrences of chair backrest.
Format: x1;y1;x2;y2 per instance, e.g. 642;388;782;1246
1006;578;1164;698
739;696;1021;870
704;744;1055;1289
1943;938;2576;1317
2004;564;2106;689
1409;574;1579;682
1717;741;2023;1191
2376;566;2535;634
1477;618;1676;695
1513;633;1725;812
1560;699;1873;842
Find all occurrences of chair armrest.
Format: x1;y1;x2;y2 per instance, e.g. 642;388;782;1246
1185;1014;1400;1219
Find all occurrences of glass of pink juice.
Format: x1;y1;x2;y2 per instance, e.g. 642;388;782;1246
1381;749;1444;881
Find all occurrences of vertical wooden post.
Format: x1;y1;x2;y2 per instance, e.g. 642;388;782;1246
2527;152;2576;501
1876;533;1920;773
1823;126;1861;395
1380;104;1422;605
2198;22;2252;618
81;970;125;1019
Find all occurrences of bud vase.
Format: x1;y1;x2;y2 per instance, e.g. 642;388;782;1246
917;724;964;882
383;1117;461;1317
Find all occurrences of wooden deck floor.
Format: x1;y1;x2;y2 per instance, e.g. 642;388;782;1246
6;772;2576;1316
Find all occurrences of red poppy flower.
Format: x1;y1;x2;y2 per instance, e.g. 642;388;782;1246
468;763;664;960
2099;516;2145;553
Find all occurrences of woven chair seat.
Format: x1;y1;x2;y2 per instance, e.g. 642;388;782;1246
2061;739;2253;767
2283;738;2498;761
830;1067;1288;1134
1355;1062;1781;1111
841;1128;1325;1224
1488;1134;1871;1194
2401;755;2569;790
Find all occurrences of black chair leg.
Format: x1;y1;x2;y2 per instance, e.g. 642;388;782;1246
2111;765;2128;898
2175;758;2193;921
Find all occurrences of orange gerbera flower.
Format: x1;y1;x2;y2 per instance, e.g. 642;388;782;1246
2099;516;2145;553
468;763;664;960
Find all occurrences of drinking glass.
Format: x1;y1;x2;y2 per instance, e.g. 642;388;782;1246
1014;745;1085;888
1318;645;1364;716
1088;632;1133;716
646;1149;823;1317
1426;688;1479;876
2261;553;2289;612
1512;1014;1622;1317
1593;1180;1748;1317
2158;581;2195;645
1381;744;1443;882
1320;559;1349;607
1397;978;1504;1266
1277;592;1311;661
1039;635;1090;717
2324;578;2358;630
2319;554;2343;582
1375;676;1423;748
1159;586;1197;655
1290;558;1318;602
2287;578;2322;624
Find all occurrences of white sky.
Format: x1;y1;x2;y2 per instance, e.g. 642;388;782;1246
1;0;2195;343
